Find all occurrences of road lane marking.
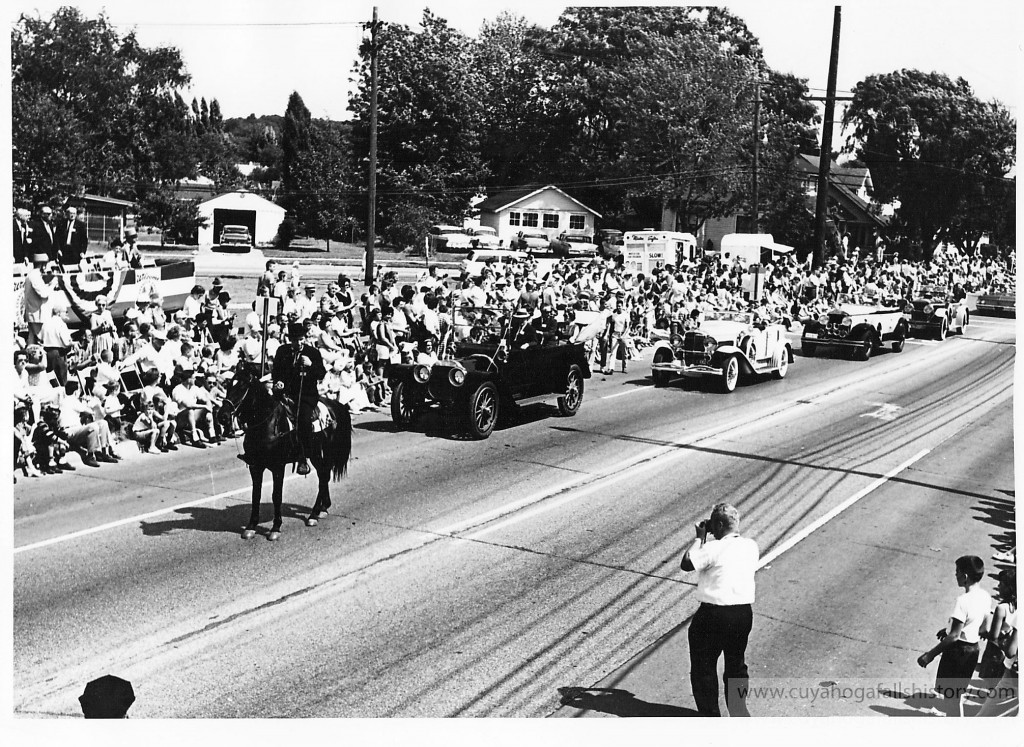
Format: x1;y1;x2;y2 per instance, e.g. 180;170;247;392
13;476;298;555
860;403;902;422
602;387;649;399
757;449;930;569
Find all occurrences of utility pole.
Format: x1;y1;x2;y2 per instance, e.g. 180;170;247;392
813;6;841;270
364;6;379;286
752;80;761;232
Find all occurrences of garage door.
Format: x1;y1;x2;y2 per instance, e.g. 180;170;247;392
213;209;256;245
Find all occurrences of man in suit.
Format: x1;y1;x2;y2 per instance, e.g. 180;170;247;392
270;320;327;474
13;207;32;264
30;204;56;263
57;206;89;267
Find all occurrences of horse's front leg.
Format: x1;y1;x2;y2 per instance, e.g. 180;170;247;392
242;464;264;540
268;465;286;541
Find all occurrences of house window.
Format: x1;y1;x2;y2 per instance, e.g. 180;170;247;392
569;214;585;231
508;211;521;226
543;213;559;229
522;212;539;228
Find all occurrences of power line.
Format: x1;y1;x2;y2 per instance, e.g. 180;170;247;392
108;20;365;28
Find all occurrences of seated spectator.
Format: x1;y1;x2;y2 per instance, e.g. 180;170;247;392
14;404;42;478
58;380;120;466
150;391;179;449
171;368;214;447
199;373;227;441
129;398;164;454
33;405;74;474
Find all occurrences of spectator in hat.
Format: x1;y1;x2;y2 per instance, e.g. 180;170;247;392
122;326;174;385
23;251;56;345
918;555;991;714
296;283;318;321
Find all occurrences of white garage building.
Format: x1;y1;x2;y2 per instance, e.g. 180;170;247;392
196;190;286;247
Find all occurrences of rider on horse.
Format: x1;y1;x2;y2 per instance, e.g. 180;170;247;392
267;319;327;474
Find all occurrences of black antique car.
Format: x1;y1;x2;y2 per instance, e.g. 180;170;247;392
904;285;969;339
801;293;909;360
387;307;591;439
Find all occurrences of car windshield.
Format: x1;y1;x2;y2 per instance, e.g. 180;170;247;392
704;310;753;325
565;235;589;242
919;285;950;299
475;227;496;235
522;233;546;240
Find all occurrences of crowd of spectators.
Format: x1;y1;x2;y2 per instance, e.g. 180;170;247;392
11;240;1015;481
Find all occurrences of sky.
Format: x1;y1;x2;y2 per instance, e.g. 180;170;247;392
8;0;1022;128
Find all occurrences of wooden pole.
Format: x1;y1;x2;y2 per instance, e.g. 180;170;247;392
813;6;842;270
364;6;379;286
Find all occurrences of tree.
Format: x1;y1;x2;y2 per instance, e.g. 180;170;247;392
349;11;488;244
281;91;312;194
287;121;354;247
137;187;208;245
12;7;194;201
843;69;1016;256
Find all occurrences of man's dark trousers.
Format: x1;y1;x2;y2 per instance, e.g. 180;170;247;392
688;602;752;716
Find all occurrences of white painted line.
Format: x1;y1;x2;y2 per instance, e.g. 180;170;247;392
905;339;938;346
602;387;648;399
757;449;930;569
13;475;298;555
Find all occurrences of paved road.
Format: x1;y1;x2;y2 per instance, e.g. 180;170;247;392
13;315;1015;718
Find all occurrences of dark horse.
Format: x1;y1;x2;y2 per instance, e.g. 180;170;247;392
220;363;352;541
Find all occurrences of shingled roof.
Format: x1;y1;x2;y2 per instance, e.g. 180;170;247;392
475;185;601;217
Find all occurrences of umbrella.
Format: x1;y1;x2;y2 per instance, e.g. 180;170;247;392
79;674;135;718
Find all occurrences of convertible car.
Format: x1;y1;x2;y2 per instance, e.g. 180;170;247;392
651;310;793;392
801;293;909;360
904;285;969;339
388;308;591;439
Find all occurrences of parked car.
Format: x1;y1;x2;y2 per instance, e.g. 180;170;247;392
428;224;467;253
597;228;624;258
651;310;793;392
904;285;969;339
468;226;500;248
217;225;252;251
461;249;528;278
515;230;550;252
550;232;597;258
976;284;1016;316
801;293;909;360
388;307;591;438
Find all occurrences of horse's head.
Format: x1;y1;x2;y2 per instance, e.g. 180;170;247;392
219;362;264;428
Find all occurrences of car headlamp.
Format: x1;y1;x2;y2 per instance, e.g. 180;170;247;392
704;338;717;355
449;367;466;386
840;315;853;328
903;301;913;314
817;313;829;326
923;303;934;316
413;365;430;384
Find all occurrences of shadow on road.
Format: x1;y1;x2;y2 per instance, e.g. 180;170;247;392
556;686;701;717
868;688;949;717
139;502;310;537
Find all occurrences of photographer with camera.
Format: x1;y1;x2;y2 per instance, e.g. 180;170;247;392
680;502;759;716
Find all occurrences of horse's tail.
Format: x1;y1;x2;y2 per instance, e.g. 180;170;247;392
327;402;352;481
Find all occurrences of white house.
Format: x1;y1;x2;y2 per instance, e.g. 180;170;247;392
196;190;285;247
475;185;602;244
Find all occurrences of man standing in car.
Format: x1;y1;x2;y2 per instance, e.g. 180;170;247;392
680;502;759;716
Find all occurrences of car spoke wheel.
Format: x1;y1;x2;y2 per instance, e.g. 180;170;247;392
652;348;673;386
772;350;789;379
937;319;948;341
854;336;873;361
557;365;584;416
467;382;499;439
390;380;420;425
719;355;739;393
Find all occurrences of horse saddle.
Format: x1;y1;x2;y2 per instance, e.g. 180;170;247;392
280;398;336;434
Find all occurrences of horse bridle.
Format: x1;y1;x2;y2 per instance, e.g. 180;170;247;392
222;375;272;433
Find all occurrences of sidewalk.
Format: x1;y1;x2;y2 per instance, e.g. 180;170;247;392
553;400;1015;718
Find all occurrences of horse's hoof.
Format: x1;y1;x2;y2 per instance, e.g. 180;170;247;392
267;530;281;541
241;529;256;540
306;517;318;527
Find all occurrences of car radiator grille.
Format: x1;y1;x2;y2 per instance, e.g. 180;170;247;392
681;332;712;366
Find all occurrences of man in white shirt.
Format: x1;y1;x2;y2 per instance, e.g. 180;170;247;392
681;502;759;716
172;368;213;447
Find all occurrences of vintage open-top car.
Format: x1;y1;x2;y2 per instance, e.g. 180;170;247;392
801;293;909;360
387;307;591;439
651;309;793;392
904;285;969;339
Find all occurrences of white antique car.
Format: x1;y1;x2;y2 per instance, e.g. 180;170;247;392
651;310;793;393
904;285;969;339
801;293;909;360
